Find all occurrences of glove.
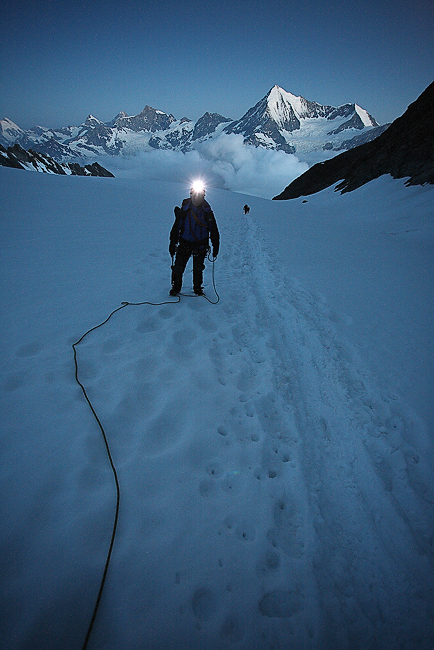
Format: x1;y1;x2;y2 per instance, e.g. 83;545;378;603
169;242;177;257
212;246;219;259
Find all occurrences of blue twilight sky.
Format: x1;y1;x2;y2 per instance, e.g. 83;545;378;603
1;0;433;130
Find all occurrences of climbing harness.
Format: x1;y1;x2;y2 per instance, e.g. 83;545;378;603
74;262;218;649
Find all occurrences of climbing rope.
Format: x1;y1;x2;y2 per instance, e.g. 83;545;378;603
73;297;180;650
75;259;218;649
203;253;220;304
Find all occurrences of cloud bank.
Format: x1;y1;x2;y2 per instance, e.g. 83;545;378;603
105;134;308;199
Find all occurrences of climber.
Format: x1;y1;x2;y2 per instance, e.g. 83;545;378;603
169;181;220;296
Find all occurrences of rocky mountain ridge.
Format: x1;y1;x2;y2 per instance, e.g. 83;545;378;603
273;81;434;198
0;143;114;177
224;85;379;153
0;86;381;162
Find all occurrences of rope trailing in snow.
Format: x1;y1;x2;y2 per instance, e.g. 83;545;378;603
204;254;220;304
73;297;180;650
74;261;219;649
73;305;124;650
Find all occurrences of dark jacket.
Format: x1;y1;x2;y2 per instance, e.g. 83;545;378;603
170;198;220;256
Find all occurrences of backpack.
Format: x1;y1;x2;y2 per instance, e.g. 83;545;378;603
178;198;212;243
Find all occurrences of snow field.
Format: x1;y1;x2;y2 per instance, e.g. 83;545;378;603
76;244;317;648
0;168;433;649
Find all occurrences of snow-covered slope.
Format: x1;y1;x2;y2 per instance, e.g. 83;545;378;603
1;168;433;650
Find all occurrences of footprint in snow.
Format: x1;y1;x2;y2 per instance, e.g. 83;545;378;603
172;327;197;346
220;616;244;642
191;587;217;621
2;372;28;392
136;317;159;333
101;337;122;353
16;342;43;357
259;589;305;618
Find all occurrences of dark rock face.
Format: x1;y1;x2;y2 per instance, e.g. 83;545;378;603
327;110;376;134
223;92;299;152
0;143;67;173
274;81;434;199
20;136;78;160
115;106;176;132
73;123;123;156
0;143;114;177
244;128;296;154
225;94;302;135
0;144;24;169
192;112;232;141
324;124;391;152
68;161;116;177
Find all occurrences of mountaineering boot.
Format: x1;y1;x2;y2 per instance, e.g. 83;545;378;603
170;272;182;296
192;264;205;296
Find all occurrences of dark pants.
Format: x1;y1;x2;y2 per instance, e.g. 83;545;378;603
171;238;208;291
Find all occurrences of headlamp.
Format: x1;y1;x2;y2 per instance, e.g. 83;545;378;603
190;180;206;196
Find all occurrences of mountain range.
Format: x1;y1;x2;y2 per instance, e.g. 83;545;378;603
0;85;382;162
273;81;434;199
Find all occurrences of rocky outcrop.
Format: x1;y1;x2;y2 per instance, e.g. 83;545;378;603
273;81;434;199
114;106;176;132
323;124;391;152
192;112;232;141
0;143;114;177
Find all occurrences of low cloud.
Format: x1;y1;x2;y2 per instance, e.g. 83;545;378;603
104;134;308;199
195;134;308;198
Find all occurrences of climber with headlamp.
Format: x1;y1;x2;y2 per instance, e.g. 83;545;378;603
169;181;220;296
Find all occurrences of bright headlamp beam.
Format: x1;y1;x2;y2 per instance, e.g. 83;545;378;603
191;180;205;195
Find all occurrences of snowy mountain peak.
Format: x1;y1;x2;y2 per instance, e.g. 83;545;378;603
114;106;177;133
1;86;381;159
223;85;379;154
0;117;26;146
266;86;378;128
108;110;129;125
266;86;328;123
268;85;302;107
105;111;130;128
268;85;305;113
83;114;104;128
275;80;434;198
354;104;378;127
266;86;305;129
1;117;22;130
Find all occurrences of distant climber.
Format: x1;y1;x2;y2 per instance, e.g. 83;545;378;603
243;204;250;215
169;182;220;296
